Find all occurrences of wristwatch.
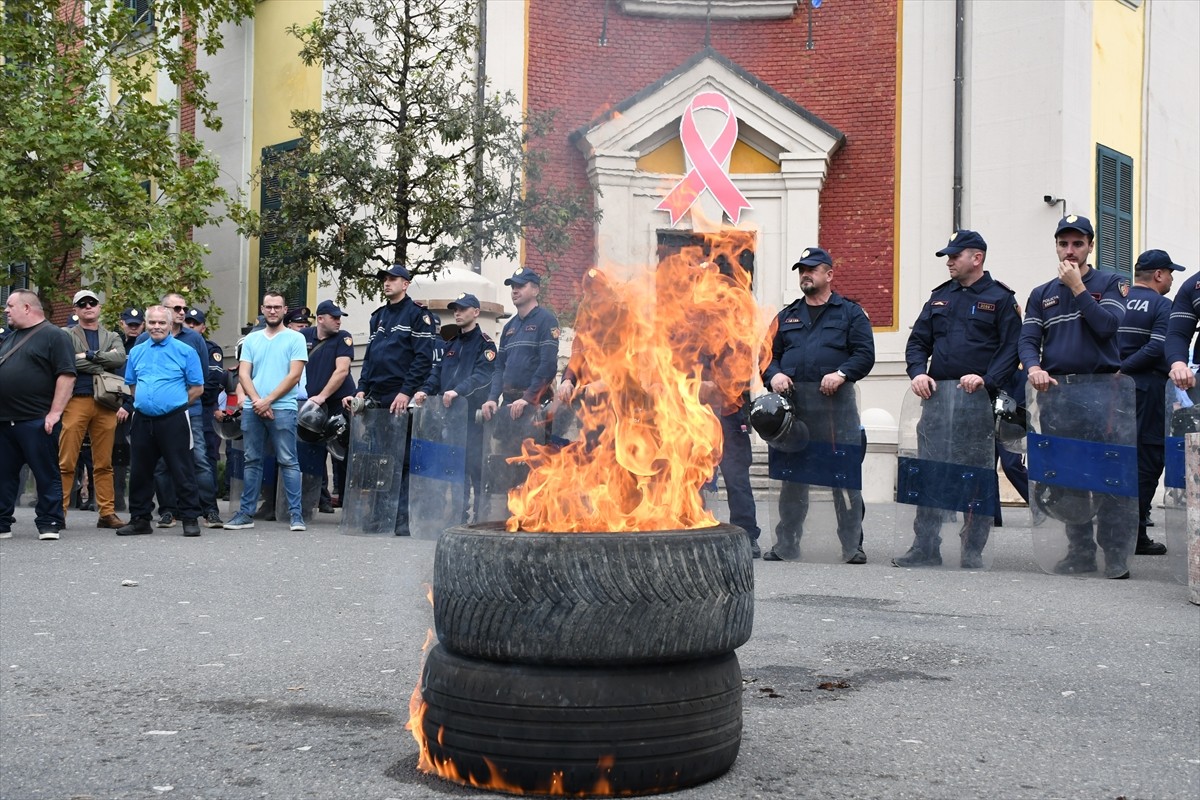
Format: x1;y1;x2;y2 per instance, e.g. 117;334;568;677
836;370;847;379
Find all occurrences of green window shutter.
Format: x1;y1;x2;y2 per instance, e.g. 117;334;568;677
2;261;30;303
1095;145;1133;278
258;139;306;311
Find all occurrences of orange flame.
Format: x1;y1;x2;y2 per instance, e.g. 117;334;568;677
507;231;765;532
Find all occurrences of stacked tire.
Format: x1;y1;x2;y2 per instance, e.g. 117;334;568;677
420;522;755;795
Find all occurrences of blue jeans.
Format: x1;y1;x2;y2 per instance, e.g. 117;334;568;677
0;418;65;533
237;407;302;521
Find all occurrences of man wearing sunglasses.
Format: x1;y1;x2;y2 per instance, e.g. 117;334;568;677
58;289;127;530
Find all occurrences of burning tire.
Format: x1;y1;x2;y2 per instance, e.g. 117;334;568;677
433;522;754;665
417;643;742;795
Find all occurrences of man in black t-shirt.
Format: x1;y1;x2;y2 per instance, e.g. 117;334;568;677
0;290;77;540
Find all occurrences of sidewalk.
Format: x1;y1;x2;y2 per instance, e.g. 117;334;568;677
1;503;1196;800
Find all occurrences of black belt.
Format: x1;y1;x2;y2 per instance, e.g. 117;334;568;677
137;405;188;419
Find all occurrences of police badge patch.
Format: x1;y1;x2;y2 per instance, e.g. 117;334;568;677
343;336;352;347
212;351;222;362
485;350;496;361
1118;279;1130;297
551;328;560;340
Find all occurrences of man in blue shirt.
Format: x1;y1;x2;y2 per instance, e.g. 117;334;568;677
1118;249;1184;556
224;291;309;531
139;293;223;529
116;306;204;537
1019;215;1132;579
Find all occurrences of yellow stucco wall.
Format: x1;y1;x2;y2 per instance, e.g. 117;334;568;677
1091;0;1144;249
249;0;323;309
636;138;781;174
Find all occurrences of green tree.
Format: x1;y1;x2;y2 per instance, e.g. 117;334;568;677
0;0;257;328
259;0;591;304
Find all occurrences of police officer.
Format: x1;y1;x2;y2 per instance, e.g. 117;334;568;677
112;307;144;511
1118;250;1184;555
481;268;560;422
412;293;496;522
1166;268;1200;390
1019;214;1131;578
899;230;1022;568
301;299;356;510
762;246;875;564
345;264;436;535
284;307;312;331
184;308;226;518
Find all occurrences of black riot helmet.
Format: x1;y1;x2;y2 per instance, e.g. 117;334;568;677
748;392;810;452
1033;484;1099;526
326;414;350;461
298;400;330;444
215;409;243;441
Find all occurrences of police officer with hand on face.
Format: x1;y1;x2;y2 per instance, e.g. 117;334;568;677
899;230;1021;568
1117;249;1185;555
1019;214;1132;578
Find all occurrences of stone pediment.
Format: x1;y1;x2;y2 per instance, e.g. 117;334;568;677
573;47;844;171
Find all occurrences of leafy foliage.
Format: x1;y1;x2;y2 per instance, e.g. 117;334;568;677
257;0;592;305
0;0;257;328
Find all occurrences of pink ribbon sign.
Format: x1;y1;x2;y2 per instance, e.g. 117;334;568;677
656;92;753;226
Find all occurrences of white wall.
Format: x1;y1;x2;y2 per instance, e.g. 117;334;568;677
1143;0;1200;273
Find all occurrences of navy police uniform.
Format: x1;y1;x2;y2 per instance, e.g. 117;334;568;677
1165;269;1200;370
762;252;875;562
420;295;496;523
301;316;356;506
1119;250;1185;550
358;295;435;405
902;230;1021;566
1020;215;1132;577
488;305;560;407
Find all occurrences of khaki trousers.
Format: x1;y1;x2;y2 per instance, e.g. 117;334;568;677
58;395;118;517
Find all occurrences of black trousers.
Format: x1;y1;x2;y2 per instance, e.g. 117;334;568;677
130;409;200;521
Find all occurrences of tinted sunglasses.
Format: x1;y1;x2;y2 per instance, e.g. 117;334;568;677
75;299;99;308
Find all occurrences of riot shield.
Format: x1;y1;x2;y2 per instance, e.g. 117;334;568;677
479;405;551;524
295;440;327;522
408;401;469;540
763;382;865;564
1027;374;1137;578
893;381;998;570
225;437;244;518
339;408;410;536
1164;383;1199;585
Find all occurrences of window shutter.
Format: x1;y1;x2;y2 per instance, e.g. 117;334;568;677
1095;145;1134;278
258;140;306;311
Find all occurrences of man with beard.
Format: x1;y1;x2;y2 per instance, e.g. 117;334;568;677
1019;214;1131;579
762;247;875;564
223;291;308;531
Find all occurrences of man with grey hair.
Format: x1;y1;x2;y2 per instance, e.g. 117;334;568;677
136;292;222;528
1;290;77;540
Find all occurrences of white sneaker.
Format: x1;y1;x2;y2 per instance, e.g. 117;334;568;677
38;531;60;541
0;531;12;539
289;519;307;532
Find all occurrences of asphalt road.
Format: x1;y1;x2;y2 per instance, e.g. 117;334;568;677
1;502;1197;800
